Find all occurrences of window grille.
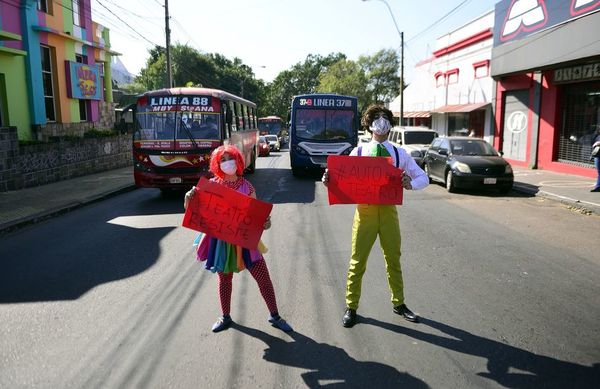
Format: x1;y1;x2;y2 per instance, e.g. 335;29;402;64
557;82;600;166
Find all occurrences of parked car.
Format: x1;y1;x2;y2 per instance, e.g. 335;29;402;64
265;135;281;151
388;126;438;167
258;136;270;157
423;137;514;194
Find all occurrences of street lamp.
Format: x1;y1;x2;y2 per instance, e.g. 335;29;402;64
362;0;404;125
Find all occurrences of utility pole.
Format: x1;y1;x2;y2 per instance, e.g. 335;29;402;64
400;31;404;126
164;0;172;88
362;0;404;125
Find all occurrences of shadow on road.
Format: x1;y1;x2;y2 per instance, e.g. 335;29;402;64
0;191;184;303
362;316;600;388
233;323;429;389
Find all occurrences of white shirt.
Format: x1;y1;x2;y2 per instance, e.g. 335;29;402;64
349;140;429;190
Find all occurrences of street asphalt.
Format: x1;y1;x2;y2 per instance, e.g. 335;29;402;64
0;164;599;235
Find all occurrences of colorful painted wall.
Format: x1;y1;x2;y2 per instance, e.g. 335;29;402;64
1;0;115;140
0;0;33;140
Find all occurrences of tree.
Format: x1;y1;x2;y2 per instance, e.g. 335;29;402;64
317;59;368;110
259;53;347;118
358;49;402;104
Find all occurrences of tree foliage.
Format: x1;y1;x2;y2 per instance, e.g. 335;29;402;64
134;44;261;103
134;45;403;119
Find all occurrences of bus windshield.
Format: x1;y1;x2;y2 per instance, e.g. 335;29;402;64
294;109;354;140
135;111;220;142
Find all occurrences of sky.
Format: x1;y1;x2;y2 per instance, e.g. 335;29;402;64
90;0;500;84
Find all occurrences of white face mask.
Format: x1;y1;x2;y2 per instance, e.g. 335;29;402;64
220;160;237;175
370;116;391;135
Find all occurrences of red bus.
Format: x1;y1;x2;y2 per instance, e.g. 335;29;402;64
133;87;259;191
258;116;283;138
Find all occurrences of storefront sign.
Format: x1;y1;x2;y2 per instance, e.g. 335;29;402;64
65;61;102;100
554;62;600;83
494;0;600;46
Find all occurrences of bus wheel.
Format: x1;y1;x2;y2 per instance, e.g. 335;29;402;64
246;151;256;174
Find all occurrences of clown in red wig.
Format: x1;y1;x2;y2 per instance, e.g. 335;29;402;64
183;144;293;333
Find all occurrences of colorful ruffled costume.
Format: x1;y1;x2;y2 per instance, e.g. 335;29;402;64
193;177;267;273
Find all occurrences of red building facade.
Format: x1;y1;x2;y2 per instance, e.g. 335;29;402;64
491;0;600;178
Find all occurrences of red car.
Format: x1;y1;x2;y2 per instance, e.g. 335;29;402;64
258;136;270;157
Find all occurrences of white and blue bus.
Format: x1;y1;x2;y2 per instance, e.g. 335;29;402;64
288;93;358;176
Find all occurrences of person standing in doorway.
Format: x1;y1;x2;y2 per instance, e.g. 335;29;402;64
322;104;429;328
591;125;600;192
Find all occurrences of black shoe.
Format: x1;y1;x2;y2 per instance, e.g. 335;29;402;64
393;304;419;323
342;308;357;328
591;187;600;192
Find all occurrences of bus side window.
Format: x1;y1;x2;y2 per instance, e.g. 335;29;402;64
235;102;243;130
222;101;231;139
229;100;237;132
241;104;248;130
250;107;256;129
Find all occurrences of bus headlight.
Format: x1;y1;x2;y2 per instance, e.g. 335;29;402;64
294;146;308;155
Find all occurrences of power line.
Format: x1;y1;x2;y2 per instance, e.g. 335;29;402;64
96;0;161;47
407;0;473;43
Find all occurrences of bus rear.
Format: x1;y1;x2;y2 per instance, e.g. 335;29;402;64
289;94;358;176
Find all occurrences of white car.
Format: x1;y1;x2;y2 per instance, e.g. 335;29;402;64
264;135;281;151
388;126;439;167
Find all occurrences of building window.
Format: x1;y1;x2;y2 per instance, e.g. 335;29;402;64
0;74;5;126
37;0;49;13
447;69;459;84
72;0;82;26
473;60;490;79
41;45;56;122
435;72;445;87
448;113;468;136
558;81;600;166
75;55;88;121
98;62;105;101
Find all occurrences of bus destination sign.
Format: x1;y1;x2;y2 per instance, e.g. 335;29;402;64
298;97;353;108
149;96;218;112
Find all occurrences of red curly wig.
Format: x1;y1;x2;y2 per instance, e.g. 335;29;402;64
209;144;245;178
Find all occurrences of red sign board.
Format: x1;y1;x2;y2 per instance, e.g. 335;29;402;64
327;155;404;205
182;177;273;249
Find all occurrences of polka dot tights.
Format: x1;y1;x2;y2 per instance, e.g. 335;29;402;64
217;259;278;317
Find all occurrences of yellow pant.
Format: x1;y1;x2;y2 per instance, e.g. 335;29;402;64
345;204;404;310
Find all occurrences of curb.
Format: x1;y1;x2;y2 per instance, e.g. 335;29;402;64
512;183;600;216
0;185;137;236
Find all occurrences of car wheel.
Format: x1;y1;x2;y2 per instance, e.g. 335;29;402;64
423;163;433;183
291;167;301;177
446;170;456;193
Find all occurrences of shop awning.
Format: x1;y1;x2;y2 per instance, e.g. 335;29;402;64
431;102;490;113
393;111;431;118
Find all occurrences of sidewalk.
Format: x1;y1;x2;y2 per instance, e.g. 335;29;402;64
0;166;136;234
0;165;599;235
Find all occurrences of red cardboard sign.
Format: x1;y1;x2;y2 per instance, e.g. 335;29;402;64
182;177;273;249
327;155;404;205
